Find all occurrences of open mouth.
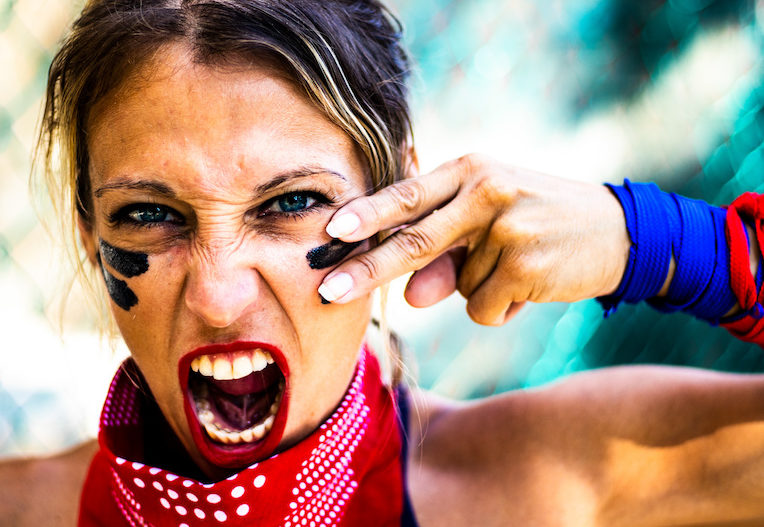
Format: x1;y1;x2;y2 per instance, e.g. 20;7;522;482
180;342;289;468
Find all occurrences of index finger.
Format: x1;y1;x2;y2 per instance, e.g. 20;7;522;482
318;198;473;303
324;157;468;242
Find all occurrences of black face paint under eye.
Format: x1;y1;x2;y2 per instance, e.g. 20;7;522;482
306;239;363;270
96;253;138;311
99;239;149;277
97;239;149;311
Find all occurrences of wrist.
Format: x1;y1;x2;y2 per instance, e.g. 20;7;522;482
601;184;633;297
656;256;676;297
597;180;672;315
598;180;737;323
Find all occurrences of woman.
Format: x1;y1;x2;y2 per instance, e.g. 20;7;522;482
3;0;764;525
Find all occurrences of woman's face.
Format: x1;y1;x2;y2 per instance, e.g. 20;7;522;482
81;44;374;476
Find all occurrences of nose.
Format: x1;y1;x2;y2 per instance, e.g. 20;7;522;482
184;245;260;328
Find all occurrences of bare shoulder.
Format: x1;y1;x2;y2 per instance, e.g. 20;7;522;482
0;440;98;526
406;366;764;527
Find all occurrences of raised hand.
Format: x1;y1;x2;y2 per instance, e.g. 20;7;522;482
318;154;631;325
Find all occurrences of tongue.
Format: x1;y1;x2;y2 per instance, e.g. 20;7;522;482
209;387;274;430
204;363;282;430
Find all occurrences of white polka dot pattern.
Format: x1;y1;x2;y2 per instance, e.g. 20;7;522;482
101;367;140;428
96;351;388;526
282;355;368;526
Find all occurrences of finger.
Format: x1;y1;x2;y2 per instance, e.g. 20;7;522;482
318;202;471;303
456;232;502;298
325;157;469;242
404;247;467;308
465;253;525;325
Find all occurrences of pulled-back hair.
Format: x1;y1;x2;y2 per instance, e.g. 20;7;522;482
40;0;411;226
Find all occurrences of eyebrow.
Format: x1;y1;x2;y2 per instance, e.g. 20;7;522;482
94;179;176;198
253;167;348;196
93;166;349;199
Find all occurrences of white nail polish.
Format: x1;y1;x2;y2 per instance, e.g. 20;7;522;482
318;272;354;302
326;213;360;239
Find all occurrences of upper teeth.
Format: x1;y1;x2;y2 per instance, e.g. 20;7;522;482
190;349;274;380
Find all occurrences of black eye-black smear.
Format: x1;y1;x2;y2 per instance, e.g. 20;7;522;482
96;252;138;311
306;239;364;270
99;239;149;277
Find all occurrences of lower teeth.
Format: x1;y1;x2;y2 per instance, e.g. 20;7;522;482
195;385;283;445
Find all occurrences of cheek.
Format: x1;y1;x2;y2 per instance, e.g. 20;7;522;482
98;256;139;311
258;239;373;368
107;249;186;353
97;239;151;311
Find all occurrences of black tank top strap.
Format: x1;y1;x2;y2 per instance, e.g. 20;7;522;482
395;385;420;527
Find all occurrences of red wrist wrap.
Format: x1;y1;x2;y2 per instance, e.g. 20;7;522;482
722;192;764;346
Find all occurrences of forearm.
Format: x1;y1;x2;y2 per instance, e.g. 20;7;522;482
559;367;764;527
600;421;764;527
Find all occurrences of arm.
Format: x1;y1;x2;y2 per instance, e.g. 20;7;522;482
320;156;764;522
0;440;97;526
411;368;764;527
550;368;764;526
317;154;632;321
318;154;763;334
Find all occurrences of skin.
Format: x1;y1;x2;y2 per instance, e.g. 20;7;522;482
318;155;633;322
4;43;764;527
0;441;97;526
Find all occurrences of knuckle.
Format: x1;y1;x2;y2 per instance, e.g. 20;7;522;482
473;175;516;207
386;179;427;215
393;226;438;262
511;256;544;283
457;152;490;173
491;215;533;245
353;253;383;282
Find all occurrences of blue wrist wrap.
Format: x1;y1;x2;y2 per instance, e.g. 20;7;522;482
599;180;738;323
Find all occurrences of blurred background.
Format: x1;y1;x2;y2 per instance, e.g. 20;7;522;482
2;0;764;458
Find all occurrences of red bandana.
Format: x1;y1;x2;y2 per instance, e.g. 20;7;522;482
78;349;404;526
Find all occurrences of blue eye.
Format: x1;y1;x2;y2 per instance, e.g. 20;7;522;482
128;205;173;223
265;192;319;214
111;204;183;227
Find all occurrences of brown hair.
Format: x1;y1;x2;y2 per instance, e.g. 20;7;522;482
37;0;413;383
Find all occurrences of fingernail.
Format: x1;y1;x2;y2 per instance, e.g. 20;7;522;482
326;213;360;239
318;272;354;302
